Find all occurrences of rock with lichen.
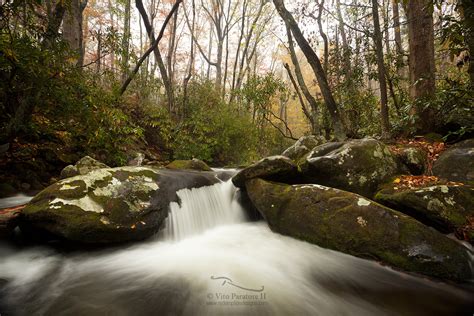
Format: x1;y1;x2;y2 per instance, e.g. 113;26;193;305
281;135;326;161
392;146;428;175
60;156;109;179
165;158;211;171
300;138;402;197
375;183;474;244
232;156;298;188
245;178;472;283
20;167;219;244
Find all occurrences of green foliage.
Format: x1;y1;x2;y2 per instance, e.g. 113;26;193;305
171;80;259;165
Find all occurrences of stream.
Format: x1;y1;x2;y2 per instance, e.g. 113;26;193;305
0;179;473;315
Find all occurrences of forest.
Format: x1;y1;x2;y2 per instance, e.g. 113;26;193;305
1;0;474;314
0;0;472;191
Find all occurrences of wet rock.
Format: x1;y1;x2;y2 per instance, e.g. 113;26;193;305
433;139;474;183
166;159;211;171
232;156;298;188
246;178;472;283
300;138;401;197
20;167;220;244
375;183;474;244
281;135;326;161
0;206;22;237
60;156;109;179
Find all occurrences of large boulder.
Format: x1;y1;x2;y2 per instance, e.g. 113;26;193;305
432;139;474;183
300;138;401;197
20;167;219;244
245;178;472;283
375;183;474;244
232;156;298;188
60;156;109;179
281;135;326;161
165;159;211;171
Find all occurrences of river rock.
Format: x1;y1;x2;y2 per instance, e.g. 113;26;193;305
375;184;474;243
60;156;109;179
245;178;472;283
432;139;474;183
281;135;326;161
165;159;211;171
392;146;428;175
20;167;219;244
300;138;401;197
0;207;22;237
232;156;298;188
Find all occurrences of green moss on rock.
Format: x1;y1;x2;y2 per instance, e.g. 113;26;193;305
166;159;211;171
246;178;472;283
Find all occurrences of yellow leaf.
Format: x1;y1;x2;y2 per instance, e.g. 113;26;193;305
393;178;401;184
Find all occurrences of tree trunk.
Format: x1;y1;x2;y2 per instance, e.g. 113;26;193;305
273;0;346;140
135;0;174;111
407;0;436;132
460;0;474;86
372;0;391;138
285;23;319;134
63;0;86;66
121;0;131;80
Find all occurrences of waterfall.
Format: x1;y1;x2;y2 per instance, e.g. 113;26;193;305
163;180;247;241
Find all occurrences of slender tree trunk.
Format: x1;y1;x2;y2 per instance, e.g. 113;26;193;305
372;0;391;138
272;0;346;140
121;0;131;80
135;0;174;111
285;23;319;134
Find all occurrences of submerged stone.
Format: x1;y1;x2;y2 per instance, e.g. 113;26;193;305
245;178;472;283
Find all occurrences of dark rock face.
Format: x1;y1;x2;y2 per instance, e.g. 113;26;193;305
375;183;474;243
165;159;211;171
281;135;326;161
60;156;109;179
0;207;21;238
245;178;472;283
231;156;298;188
433;139;474;183
300;138;401;197
20;167;219;244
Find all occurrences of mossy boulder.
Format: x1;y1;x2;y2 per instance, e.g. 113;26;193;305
300;138;401;197
433;139;474;183
246;178;472;283
392;146;428;175
375;184;474;244
232;156;298;188
281;135;326;161
20;167;219;244
60;156;109;179
165;159;211;171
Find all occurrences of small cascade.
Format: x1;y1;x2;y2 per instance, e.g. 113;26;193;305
163;180;247;241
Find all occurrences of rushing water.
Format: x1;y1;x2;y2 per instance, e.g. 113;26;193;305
0;180;473;315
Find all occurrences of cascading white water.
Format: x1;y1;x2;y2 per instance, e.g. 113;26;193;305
163;180;247;241
0;177;473;315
